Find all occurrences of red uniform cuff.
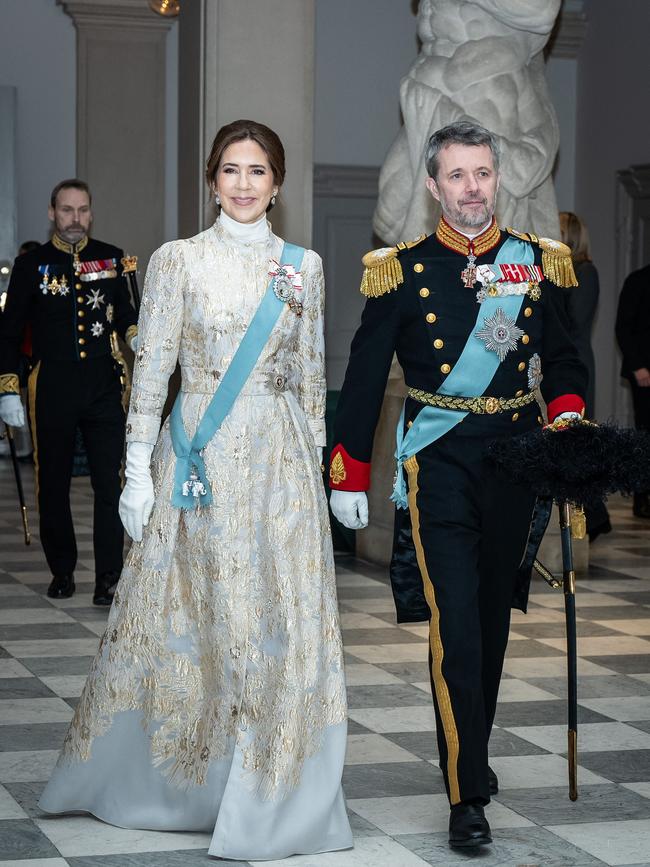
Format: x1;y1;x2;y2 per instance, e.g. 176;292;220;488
547;394;585;421
329;444;371;491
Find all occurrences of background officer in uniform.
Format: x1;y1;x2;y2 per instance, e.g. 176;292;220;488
329;122;586;849
616;263;650;518
0;179;138;604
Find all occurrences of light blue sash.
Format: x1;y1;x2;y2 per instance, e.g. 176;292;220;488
170;242;305;510
391;236;534;508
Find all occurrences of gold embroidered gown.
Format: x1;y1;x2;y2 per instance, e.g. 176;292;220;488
39;218;352;860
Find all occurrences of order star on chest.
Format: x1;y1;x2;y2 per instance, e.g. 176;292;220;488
475;307;524;362
86;288;106;310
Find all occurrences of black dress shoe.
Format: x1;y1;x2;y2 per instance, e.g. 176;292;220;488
93;571;119;606
47;574;75;599
488;765;499;795
588;518;612;542
449;802;492;849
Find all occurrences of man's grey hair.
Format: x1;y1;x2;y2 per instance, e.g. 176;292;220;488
425;121;500;179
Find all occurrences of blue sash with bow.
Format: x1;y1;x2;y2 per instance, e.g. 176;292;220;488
169;242;305;510
391;236;534;508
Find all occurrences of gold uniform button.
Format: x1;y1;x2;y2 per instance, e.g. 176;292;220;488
80;351;87;359
78;324;85;332
434;338;444;349
516;389;524;397
414;263;424;273
441;363;451;374
426;312;437;323
537;415;544;424
419;287;430;298
78;338;86;345
518;362;526;372
78;309;85;318
512;412;520;422
522;334;530;345
77;295;84;303
524;307;533;317
75;282;82;289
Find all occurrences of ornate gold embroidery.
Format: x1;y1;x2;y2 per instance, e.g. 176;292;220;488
52;234;88;255
329;452;347;484
0;373;19;395
436;217;500;257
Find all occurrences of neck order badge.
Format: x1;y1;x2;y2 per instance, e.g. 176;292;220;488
169;241;305;509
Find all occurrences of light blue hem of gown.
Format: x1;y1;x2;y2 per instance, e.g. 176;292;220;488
38;711;352;861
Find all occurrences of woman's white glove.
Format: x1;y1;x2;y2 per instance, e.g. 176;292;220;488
0;395;25;428
330;490;368;529
119;441;155;542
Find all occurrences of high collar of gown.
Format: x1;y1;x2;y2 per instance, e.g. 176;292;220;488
217;210;270;246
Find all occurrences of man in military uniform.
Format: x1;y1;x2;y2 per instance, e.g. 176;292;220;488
329;122;586;848
0;179;138;604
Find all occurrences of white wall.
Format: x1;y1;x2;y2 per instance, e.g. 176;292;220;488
575;0;650;421
314;0;418;167
546;55;578;213
0;0;76;246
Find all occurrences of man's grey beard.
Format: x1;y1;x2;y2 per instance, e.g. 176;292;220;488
440;192;494;230
57;226;87;243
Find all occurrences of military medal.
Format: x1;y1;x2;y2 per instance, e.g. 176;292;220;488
461;251;477;288
86;288;106;310
269;259;303;316
58;276;69;296
475;307;524;362
91;321;105;338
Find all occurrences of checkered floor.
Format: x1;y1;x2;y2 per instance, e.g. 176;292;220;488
2;460;650;866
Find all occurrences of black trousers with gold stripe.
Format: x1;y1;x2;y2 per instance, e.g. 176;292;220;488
27;356;125;578
404;428;536;806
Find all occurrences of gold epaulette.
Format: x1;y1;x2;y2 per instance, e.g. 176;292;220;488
359;234;426;298
507;227;578;288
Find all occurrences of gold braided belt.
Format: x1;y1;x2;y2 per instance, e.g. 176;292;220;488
407;387;537;415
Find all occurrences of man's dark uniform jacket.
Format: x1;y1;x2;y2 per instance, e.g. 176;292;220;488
615;264;650;379
329;217;586;808
0;235;138;580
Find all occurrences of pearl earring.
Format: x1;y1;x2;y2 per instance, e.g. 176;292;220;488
215;193;221;206
271;194;276;206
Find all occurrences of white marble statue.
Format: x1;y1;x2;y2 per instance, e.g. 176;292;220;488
375;0;562;244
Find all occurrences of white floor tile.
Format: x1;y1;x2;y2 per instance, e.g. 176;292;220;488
340;613;397;630
547;818;650;866
622;782;650;800
538;635;650;656
489;754;607;788
502;656;615;679
0;750;59;782
506;721;650;753
528;592;632;608
0;782;27;819
35;815;211;857
0;860;69;867
510;608;568;624
0;609;75;625
577;695;650;721
250;836;430;867
348;705;435;733
0;659;34;679
594;619;650;636
496;679;559;702
39;676;88;698
0;698;74;725
342;600;397;614
344;664;403;686
0;639;100;658
346;644;426;664
345;734;421;765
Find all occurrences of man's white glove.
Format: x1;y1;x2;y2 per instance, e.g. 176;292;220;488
119;441;155;542
330;490;369;529
0;395;25;428
555;411;582;421
129;334;138;352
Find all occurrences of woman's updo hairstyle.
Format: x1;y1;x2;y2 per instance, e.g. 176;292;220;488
206;119;286;211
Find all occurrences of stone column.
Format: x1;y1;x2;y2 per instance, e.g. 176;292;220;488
178;0;315;247
57;0;173;269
